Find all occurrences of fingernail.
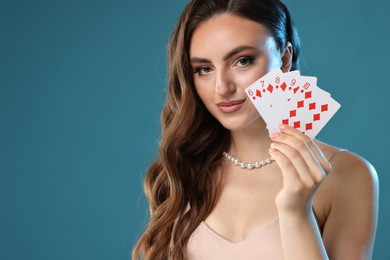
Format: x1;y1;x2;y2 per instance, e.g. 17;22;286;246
279;124;287;130
270;133;279;139
269;148;276;153
270;142;276;148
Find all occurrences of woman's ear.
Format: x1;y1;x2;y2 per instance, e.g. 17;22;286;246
281;42;293;72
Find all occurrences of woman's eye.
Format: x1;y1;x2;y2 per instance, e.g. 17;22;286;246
235;57;254;67
194;66;213;75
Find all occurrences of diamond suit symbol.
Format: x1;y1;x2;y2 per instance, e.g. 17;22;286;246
280;82;287;91
305;91;312;99
290;110;297;117
267;84;274;93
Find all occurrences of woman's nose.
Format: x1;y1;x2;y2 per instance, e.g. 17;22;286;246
215;70;236;96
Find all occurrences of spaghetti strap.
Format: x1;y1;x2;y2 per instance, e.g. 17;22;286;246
329;148;348;162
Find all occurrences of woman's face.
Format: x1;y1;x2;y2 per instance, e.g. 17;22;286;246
190;13;286;131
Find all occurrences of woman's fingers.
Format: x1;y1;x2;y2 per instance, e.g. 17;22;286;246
270;141;318;187
279;124;331;174
274;125;330;177
269;148;302;188
269;126;329;186
269;147;315;213
269;124;332;214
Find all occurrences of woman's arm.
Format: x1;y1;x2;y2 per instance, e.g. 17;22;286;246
269;125;378;260
321;152;378;259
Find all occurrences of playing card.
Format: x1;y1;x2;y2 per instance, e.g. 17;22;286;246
270;74;320;132
277;86;340;138
269;71;311;129
281;74;319;104
245;69;340;138
272;70;301;105
245;67;285;125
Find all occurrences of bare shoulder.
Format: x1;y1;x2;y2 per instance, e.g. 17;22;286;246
315;140;378;185
314;139;378;204
314;140;379;258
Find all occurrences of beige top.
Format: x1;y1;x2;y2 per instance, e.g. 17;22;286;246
187;219;284;260
183;149;347;259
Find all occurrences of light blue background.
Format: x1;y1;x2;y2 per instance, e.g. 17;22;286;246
1;0;389;259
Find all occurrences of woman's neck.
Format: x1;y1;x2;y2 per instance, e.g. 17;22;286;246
229;119;273;162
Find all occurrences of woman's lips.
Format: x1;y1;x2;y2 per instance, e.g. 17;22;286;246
217;99;246;113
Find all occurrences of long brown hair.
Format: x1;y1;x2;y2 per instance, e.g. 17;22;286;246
133;0;300;259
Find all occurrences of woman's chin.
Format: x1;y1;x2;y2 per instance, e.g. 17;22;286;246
219;117;264;132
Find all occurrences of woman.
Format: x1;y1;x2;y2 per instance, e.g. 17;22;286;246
133;0;378;259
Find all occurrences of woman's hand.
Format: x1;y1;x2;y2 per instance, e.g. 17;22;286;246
269;124;332;218
268;124;377;259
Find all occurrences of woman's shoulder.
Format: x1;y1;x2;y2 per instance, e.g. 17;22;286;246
313;140;379;232
314;140;377;180
314;140;378;206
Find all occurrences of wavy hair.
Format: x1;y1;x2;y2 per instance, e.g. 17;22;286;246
133;0;300;259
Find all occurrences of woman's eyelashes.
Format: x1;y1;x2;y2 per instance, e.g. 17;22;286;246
234;56;255;68
193;66;213;76
192;56;256;76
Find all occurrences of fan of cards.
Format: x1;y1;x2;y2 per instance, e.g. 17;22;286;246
245;68;340;138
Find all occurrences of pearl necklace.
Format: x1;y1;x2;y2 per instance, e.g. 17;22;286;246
223;152;274;170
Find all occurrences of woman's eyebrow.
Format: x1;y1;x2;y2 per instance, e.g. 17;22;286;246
222;45;257;61
190;45;257;64
190;57;211;64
